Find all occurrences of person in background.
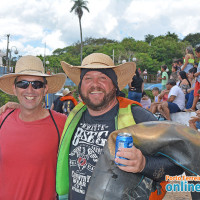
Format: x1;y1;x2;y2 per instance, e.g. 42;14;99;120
140;91;151;109
138;67;141;74
128;69;144;102
178;70;191;94
158;65;168;90
149;87;169;115
51;88;64;113
51;88;78;116
185;67;197;109
0;55;67;200
187;46;200;111
151;87;160;103
189;109;200;130
181;46;194;73
157;79;185;120
157;70;161;82
170;65;178;83
158;88;169;102
143;69;148;82
177;58;183;72
60;88;78;116
189;89;200;130
148;87;160;114
194;63;198;68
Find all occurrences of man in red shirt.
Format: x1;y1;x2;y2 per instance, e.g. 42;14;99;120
0;55;67;200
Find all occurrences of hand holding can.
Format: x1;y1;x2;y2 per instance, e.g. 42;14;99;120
115;132;133;166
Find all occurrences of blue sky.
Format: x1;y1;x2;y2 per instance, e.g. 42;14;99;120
0;0;199;57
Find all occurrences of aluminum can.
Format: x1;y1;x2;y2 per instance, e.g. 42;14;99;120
115;132;133;166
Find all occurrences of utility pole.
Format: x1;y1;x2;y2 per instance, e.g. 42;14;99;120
43;42;46;72
112;49;115;63
6;34;10;74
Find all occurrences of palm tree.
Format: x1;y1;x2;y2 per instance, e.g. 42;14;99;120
70;0;89;63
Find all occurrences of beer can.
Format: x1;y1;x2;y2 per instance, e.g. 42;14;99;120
115;132;133;166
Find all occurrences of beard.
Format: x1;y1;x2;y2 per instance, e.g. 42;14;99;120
80;86;116;111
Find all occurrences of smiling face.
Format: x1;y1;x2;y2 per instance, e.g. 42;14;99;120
13;75;48;111
80;71;117;112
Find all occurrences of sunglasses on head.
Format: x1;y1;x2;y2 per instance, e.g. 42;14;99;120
15;80;46;89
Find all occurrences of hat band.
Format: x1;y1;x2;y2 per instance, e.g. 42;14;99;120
16;69;44;74
82;62;111;67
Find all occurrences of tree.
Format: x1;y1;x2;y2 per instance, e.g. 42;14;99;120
165;31;179;42
144;34;155;45
70;0;89;63
183;33;200;47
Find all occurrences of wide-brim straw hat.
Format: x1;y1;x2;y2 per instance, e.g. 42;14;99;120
0;55;67;95
61;53;136;90
62;88;71;96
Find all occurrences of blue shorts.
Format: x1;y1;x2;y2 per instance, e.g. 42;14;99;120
167;102;181;113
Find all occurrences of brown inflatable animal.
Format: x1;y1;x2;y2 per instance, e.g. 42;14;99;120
86;121;200;200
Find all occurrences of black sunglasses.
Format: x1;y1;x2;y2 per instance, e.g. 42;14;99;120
15;80;46;89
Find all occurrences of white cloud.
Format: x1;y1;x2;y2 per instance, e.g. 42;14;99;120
0;0;199;56
43;30;66;52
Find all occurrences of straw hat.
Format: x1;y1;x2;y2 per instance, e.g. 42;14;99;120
62;88;71;96
0;55;67;95
61;53;136;90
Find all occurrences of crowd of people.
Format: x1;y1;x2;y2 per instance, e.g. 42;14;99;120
128;46;200;128
0;50;200;200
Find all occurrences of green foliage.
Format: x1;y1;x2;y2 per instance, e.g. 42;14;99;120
145;34;155;44
165;31;179;42
37;32;199;76
134;41;150;53
3;32;198;107
70;0;89;18
183;33;200;47
144;90;154;101
84;37;117;46
0;91;18;107
135;53;160;73
149;36;188;67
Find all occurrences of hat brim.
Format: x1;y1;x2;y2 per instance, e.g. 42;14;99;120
61;61;136;90
0;72;67;95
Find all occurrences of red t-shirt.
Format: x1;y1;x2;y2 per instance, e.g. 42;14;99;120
0;109;67;200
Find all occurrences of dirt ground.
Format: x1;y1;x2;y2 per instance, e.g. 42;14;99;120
163;191;191;200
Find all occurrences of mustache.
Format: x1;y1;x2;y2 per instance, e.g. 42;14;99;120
87;86;105;93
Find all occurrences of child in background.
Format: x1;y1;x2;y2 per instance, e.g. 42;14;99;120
170;65;178;83
152;87;160;102
149;86;169;114
140;91;151;109
149;87;160;114
158;65;168;90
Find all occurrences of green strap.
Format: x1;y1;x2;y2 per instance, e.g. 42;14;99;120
56;102;87;196
117;104;136;129
56;102;137;197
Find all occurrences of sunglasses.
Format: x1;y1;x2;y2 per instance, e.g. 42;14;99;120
15;80;46;89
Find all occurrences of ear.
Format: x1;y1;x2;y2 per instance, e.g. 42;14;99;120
12;84;17;96
44;84;48;96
